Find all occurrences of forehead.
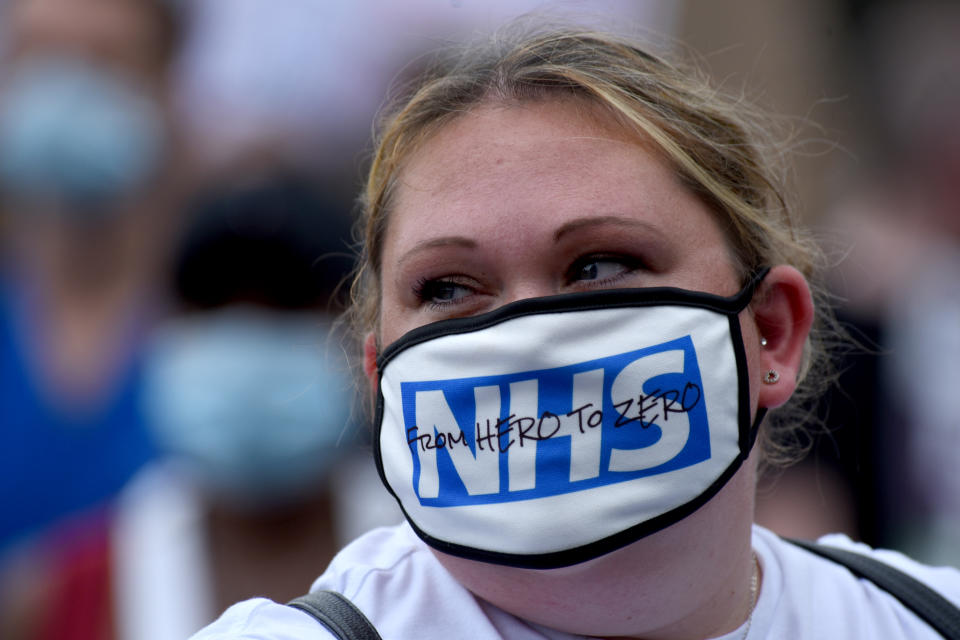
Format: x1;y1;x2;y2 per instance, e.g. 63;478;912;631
398;98;652;199
386;98;719;248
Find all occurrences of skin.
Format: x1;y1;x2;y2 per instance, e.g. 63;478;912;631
364;97;813;639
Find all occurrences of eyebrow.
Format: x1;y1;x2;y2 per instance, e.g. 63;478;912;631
397;236;477;266
553;215;665;242
397;216;662;266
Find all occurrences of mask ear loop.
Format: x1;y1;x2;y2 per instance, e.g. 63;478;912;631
741;266;772;454
729;266;772;312
749;266;772;288
748;408;766;452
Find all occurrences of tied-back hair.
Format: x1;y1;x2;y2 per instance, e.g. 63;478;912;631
349;20;836;468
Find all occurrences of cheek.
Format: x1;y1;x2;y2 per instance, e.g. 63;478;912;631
377;296;410;348
363;331;379;391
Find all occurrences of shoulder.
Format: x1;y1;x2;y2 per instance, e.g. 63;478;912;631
186;525;422;640
309;523;494;637
187;522;425;640
189;598;336;639
765;527;960;606
190;523;495;640
313;521;429;593
752;525;960;639
812;531;960;604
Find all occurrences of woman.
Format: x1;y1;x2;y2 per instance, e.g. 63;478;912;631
192;24;960;640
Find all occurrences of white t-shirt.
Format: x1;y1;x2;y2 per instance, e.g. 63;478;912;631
190;523;960;639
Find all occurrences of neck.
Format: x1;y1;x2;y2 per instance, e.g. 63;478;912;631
616;548;759;640
435;460;760;640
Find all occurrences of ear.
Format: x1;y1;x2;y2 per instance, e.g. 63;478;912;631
363;331;380;398
750;265;815;409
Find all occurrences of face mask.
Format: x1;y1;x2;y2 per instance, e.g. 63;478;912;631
0;56;165;210
375;272;767;569
141;308;356;509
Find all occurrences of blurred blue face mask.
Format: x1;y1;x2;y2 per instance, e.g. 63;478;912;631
141;308;356;509
0;56;166;210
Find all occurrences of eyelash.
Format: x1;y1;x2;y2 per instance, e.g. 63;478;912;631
412;276;475;310
412;253;645;310
565;253;644;286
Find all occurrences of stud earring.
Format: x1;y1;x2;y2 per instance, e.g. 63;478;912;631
763;370;780;384
760;337;768;347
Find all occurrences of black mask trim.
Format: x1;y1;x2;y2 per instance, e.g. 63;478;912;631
373;269;769;569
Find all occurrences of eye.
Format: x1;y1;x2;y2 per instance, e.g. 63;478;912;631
413;277;475;308
566;254;642;286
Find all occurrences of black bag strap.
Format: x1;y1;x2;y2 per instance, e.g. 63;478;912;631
788;538;960;640
287;590;383;640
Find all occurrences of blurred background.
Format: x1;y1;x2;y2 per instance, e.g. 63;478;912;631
0;0;957;638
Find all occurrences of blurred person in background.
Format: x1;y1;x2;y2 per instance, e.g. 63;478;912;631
820;1;960;565
0;0;190;554
0;160;401;639
677;0;957;553
880;5;960;568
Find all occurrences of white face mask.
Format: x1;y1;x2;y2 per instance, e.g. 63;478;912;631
374;272;767;569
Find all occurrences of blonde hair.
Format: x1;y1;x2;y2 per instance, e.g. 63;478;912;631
349;23;833;466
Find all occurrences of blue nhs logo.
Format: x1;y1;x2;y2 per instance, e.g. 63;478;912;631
399;335;711;507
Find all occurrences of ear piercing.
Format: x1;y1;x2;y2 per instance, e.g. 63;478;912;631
760;338;777;383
